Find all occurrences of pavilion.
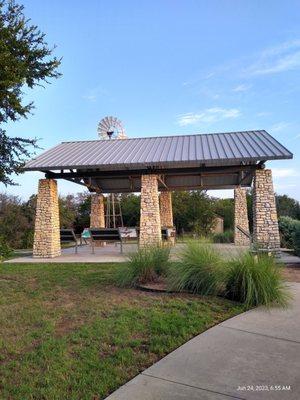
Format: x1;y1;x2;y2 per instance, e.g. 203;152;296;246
23;130;293;258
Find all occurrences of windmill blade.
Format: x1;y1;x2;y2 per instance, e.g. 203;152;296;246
97;116;127;140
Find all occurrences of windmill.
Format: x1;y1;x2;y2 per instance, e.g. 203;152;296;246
97;116;127;140
97;116;126;228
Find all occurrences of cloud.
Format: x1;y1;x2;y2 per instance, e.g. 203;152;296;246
272;168;299;178
246;39;300;76
177;107;241;126
232;84;252;92
256;111;271;117
270;122;291;132
82;86;108;102
182;39;300;94
83;94;97;102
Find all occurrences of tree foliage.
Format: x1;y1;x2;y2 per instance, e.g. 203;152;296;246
276;194;300;220
213;197;234;231
173;191;216;235
0;0;61;184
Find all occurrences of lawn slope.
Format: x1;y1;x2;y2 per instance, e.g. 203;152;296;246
0;263;244;399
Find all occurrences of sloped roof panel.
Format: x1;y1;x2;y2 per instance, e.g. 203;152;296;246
24;130;293;171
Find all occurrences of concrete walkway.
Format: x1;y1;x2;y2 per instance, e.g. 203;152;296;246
106;283;300;400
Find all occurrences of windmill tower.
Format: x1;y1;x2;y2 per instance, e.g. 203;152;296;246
97;116;127;228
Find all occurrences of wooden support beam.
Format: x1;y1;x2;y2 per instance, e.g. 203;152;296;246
157;175;169;190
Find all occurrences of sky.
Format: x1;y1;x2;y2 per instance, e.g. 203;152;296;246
2;0;300;200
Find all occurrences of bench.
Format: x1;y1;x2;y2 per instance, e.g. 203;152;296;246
89;228;123;253
60;229;78;253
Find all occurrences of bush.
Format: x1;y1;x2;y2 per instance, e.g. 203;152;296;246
167;240;225;295
0;236;13;261
278;216;300;249
212;230;234;243
116;245;170;287
21;229;34;249
225;253;290;308
293;226;300;256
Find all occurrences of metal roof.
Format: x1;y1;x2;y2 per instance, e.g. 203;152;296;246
24;130;292;172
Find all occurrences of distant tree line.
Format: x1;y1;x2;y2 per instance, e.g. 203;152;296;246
1;190;300;249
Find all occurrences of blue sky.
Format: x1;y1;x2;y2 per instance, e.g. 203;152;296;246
2;0;300;199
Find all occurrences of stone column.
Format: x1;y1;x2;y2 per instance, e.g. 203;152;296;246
160;191;173;227
160;191;175;245
253;169;280;250
139;174;162;246
33;179;61;258
234;187;250;246
90;194;105;228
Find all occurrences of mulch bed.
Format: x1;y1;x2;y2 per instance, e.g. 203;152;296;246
136;281;169;292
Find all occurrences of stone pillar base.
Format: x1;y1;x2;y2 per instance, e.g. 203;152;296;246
139;175;162;247
33;179;61;258
253;169;280;250
90;194;105;228
167;236;175;246
160;192;173;226
234;187;250;246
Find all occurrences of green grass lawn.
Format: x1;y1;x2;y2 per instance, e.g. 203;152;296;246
0;262;245;400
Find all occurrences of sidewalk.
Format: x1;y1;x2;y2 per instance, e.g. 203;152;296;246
106;283;300;400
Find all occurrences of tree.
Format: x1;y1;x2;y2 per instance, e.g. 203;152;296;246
74;193;91;233
276;194;300;220
172;191;190;233
0;0;61;184
120;194;140;227
0;192;31;247
59;195;78;229
173;190;216;235
213;198;234;231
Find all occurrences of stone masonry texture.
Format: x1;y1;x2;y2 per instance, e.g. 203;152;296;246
159;191;175;245
253;169;280;250
90;194;105;228
33;179;61;258
139;174;162;246
234;187;250;246
159;191;173;227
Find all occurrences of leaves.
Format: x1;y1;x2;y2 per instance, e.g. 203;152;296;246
0;0;61;184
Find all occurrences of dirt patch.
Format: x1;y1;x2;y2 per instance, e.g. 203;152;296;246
55;315;84;336
137;282;168;292
0;276;19;282
283;265;300;283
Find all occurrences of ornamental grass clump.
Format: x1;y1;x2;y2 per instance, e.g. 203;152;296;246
116;245;170;287
225;253;290;308
167;240;225;295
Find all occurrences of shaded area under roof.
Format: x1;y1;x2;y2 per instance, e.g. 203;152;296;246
24;130;292;172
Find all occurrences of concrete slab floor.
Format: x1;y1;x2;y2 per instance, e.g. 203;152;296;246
106;283;300;400
5;243;250;264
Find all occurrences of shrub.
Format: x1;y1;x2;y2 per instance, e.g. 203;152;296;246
212;230;234;243
278;216;300;249
225;253;290;308
116;245;170;287
293;225;300;256
21;229;34;249
167;240;225;295
0;236;13;261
